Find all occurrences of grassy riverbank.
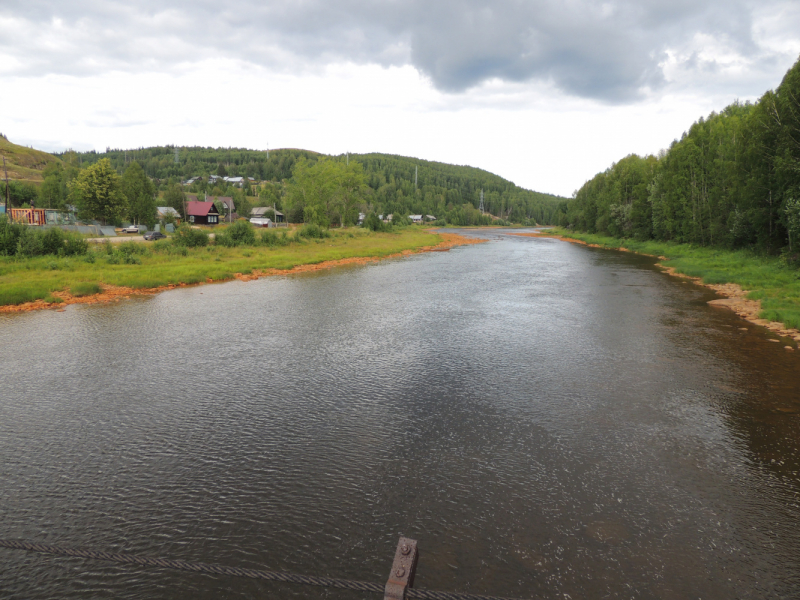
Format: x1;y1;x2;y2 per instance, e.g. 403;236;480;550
0;227;458;310
542;228;800;331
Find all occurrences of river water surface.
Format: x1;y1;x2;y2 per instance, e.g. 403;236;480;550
1;230;799;599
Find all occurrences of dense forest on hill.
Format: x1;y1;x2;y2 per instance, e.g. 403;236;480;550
45;147;564;226
561;56;800;256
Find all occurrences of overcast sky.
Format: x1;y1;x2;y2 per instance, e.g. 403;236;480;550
2;1;799;196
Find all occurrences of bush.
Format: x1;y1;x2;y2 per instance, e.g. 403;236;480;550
216;220;256;247
0;217;23;255
16;227;45;257
172;224;209;248
260;229;290;247
297;223;330;239
63;232;88;256
362;212;390;232
41;227;66;255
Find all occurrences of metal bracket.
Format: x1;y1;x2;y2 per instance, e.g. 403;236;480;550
384;536;418;600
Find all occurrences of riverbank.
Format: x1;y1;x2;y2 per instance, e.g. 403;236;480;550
517;229;800;347
0;229;484;313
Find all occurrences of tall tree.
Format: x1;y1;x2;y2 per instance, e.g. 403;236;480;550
70;158;126;224
122;161;156;227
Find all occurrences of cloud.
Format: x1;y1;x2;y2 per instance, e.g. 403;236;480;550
1;0;798;102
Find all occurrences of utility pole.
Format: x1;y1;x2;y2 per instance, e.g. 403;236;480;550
414;166;418;190
479;189;485;214
346;152;349;166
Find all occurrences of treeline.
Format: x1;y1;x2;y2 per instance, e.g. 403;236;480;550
55;148;566;225
561;56;800;255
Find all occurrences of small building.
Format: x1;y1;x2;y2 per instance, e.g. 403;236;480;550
409;215;423;224
224;176;244;187
156;206;182;223
251;206;285;223
186;201;220;225
250;217;272;228
425;215;437;221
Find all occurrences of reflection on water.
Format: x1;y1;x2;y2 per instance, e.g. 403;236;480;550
1;229;799;599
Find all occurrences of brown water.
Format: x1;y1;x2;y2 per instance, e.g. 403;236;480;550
1;230;799;599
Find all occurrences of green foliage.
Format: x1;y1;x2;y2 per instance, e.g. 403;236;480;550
297;223;331;239
171;224;209;247
285;158;368;227
362;212;390;231
122;161;157;228
0;180;38;207
70;282;101;297
163;183;186;218
70;158;127;224
260;229;290;247
565;56;800;255
215;220;256;247
0;216;23;255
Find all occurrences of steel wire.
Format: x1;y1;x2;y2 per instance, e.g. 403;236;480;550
0;538;521;600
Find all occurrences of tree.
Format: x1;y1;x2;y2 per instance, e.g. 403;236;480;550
69;158;127;224
39;162;67;209
122;161;156;227
163;183;187;219
284;158;369;226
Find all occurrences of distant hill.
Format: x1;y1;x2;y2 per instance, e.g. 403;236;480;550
0;135;61;184
63;145;568;224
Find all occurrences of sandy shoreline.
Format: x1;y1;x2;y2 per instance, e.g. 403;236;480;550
1;232;484;314
513;231;800;347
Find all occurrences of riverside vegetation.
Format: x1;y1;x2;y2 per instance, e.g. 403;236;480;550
545;228;800;333
0;220;451;309
548;56;800;334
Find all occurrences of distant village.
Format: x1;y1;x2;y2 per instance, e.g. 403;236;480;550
4;172;436;236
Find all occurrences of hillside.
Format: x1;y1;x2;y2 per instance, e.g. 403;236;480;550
61;146;567;224
0;135;61;184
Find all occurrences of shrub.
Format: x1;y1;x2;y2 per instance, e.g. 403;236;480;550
362;213;389;232
16;227;45;257
0;217;23;255
297;223;330;239
260;229;290;247
63;232;88;256
216;220;256;247
41;227;66;255
172;224;209;248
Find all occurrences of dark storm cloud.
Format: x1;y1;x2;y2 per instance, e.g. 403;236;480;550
0;0;793;102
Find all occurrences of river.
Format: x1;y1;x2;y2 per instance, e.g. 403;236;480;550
1;229;799;599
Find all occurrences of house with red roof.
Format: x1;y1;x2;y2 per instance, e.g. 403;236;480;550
186;200;221;225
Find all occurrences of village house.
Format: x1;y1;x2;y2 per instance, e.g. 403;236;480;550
186;201;220;225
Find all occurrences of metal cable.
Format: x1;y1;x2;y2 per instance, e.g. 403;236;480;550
0;538;519;600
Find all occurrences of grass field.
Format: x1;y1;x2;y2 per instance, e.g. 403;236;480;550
548;228;800;330
0;227;443;308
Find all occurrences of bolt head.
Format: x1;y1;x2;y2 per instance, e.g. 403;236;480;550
395;567;406;578
401;544;411;555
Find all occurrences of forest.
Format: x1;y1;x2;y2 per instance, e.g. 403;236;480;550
1;144;565;227
559;56;800;257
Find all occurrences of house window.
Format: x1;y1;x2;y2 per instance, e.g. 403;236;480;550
209;215;218;224
189;216;195;223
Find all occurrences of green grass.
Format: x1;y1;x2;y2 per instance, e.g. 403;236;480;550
549;228;800;330
70;282;102;297
0;228;441;307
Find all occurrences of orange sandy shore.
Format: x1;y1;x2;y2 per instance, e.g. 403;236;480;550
0;232;485;314
512;231;800;348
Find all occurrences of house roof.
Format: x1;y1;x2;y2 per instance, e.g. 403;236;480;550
156;206;181;217
209;196;235;210
251;206;284;217
186;201;218;217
